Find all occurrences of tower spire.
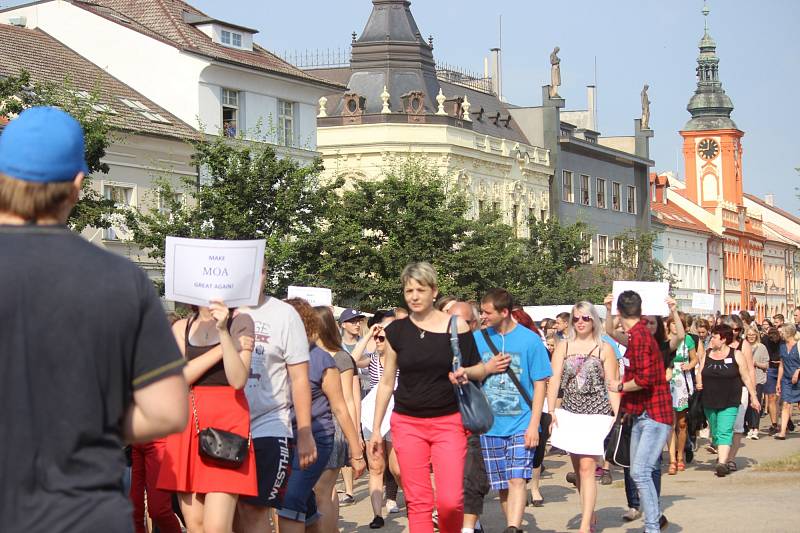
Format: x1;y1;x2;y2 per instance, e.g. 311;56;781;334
683;1;737;131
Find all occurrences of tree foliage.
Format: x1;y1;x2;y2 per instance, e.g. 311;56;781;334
0;70;116;231
127;135;341;295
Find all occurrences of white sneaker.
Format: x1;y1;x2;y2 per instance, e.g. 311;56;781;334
751;429;760;440
386;499;400;513
622;507;642;521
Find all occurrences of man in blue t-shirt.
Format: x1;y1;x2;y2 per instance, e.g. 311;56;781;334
474;289;552;533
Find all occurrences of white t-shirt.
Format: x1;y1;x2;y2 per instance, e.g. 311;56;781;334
241;297;310;439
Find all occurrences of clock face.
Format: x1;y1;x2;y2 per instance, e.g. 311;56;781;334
697;138;719;160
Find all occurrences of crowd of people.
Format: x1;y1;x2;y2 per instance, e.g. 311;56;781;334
4;107;800;533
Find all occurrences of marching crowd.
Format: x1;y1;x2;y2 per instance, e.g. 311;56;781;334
3;107;800;533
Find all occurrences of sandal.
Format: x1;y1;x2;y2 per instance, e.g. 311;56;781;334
668;461;677;475
677;461;686;471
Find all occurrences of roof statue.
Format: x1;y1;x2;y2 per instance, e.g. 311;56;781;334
641;84;651;130
549;47;561;98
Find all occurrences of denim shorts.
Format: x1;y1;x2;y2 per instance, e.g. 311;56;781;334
277;432;334;525
480;433;533;491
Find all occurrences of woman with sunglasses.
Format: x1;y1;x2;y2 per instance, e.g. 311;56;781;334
720;315;754;470
369;262;486;533
696;324;760;477
548;302;620;533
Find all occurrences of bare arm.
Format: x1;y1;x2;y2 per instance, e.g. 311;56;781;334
734;349;759;410
667;299;685;351
603;293;627;345
351;324;381;365
742;340;756;390
209;301;251;390
123;374;188;443
321;368;366;477
287;361;317;469
339;367;358;430
602;343;621;415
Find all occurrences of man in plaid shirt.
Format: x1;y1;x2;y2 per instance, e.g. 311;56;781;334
607;291;672;533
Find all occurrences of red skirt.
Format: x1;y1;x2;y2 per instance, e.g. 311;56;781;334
157;386;257;496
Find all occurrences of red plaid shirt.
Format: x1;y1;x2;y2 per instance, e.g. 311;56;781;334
621;319;672;425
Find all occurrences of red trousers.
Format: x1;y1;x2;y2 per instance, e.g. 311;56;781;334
391;411;467;533
130;440;182;533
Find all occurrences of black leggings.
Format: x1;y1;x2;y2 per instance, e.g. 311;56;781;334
746;383;765;430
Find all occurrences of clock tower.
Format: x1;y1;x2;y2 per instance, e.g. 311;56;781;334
679;3;765;317
680;4;743;209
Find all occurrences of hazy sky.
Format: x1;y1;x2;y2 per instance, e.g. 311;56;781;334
6;0;797;213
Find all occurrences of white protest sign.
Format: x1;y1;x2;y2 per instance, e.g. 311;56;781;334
691;293;716;312
164;237;265;307
287;286;333;307
611;281;670;317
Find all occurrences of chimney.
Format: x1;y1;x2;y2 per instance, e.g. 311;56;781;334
764;194;774;206
586;85;597;131
490;47;502;100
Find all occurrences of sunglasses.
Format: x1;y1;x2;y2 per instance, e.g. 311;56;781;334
572;315;592;323
374;335;386;342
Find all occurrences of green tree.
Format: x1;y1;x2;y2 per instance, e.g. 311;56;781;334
517;217;595;305
299;157;526;309
0;70;116;231
127;134;341;295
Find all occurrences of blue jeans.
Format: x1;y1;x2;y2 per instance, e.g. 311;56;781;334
630;412;671;533
278;432;334;525
623;456;661;510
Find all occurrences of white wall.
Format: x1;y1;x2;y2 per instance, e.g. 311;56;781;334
2;1;208;128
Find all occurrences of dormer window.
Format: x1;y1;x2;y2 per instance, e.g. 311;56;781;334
221;29;242;48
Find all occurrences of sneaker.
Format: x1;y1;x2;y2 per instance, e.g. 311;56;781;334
715;462;729;477
566;471;577;486
369;515;385;529
600;469;613;485
768;425;779;436
659;514;669;530
339;493;355;506
745;430;754;440
751;430;760;440
622;507;642;521
386;499;400;513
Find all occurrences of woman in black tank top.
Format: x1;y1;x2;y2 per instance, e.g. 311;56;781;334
157;301;257;532
697;324;760;477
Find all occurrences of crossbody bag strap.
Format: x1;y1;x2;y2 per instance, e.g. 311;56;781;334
481;329;532;407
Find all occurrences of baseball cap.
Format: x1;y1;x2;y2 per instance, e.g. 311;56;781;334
0;106;89;183
339;308;365;323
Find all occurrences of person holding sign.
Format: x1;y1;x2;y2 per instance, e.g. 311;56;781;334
157;301;256;533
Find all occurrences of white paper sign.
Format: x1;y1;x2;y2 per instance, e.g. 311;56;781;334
287;286;333;307
691;293;716;311
164;237;265;307
360;386;393;437
611;281;670;317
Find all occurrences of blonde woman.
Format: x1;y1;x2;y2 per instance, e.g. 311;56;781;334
548;302;619;533
775;324;800;440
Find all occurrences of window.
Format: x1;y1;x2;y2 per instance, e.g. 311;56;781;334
222;88;238;137
158;191;184;215
119;97;169;123
598;235;608;263
611;182;621;211
627;185;637;214
596;178;606;209
580;233;592;264
562;170;574;203
278;100;294;147
478;199;485;213
612;237;624;261
580;174;590;206
103;184;134;240
221;30;242;47
529;207;535;222
540;209;547;221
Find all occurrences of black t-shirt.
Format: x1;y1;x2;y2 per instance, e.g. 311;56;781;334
0;225;184;532
384;317;480;418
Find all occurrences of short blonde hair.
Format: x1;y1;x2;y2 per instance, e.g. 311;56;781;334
400;261;438;289
0;172;75;220
779;323;797;341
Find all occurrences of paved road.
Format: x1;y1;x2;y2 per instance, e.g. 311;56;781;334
338;425;800;532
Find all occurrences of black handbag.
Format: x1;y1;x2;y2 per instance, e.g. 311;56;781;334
605;411;632;468
480;329;551;468
449;316;495;435
191;390;250;468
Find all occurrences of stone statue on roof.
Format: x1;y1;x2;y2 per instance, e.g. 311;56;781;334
641;84;651;129
549;47;561;98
